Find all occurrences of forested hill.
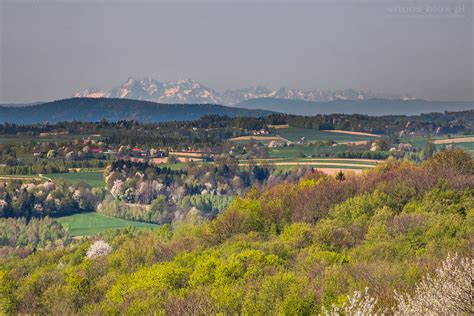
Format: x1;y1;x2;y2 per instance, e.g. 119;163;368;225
235;98;474;116
0;98;275;124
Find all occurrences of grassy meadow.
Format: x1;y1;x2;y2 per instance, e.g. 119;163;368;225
57;212;157;236
275;127;379;143
230;126;379;145
402;134;474;154
268;144;351;158
45;171;105;188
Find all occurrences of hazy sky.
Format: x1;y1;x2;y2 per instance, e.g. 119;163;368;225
1;0;473;103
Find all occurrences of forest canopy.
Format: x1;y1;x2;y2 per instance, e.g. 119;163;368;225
1;149;473;314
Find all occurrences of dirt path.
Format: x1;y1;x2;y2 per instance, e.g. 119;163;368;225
39;174;52;181
0;176;42;181
0;174;51;182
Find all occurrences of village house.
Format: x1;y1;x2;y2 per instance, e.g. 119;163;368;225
33;150;48;157
90;148;104;154
253;129;270;135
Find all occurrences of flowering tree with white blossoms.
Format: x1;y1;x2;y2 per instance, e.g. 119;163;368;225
323;253;473;315
394;253;473;315
86;240;112;259
322;288;379;316
110;179;124;198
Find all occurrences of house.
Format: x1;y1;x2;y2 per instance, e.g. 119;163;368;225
131;148;145;157
268;140;284;148
253;129;270;135
155;150;167;158
90;148;103;154
396;143;414;151
33;150;48;156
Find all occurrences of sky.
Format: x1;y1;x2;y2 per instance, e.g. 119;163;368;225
0;0;473;103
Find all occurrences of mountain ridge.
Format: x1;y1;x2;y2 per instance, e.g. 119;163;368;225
234;97;474;116
1;97;472;124
74;77;414;105
0;98;275;124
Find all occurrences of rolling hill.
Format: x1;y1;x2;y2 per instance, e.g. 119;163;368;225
0;98;275;124
235;98;474;116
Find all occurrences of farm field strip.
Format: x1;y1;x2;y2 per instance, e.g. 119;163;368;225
267;124;290;129
0;175;43;181
268;146;350;158
432;137;474;144
276;127;379;143
321;130;381;137
169;151;208;157
249;158;382;164
273;166;366;173
240;161;376;168
45;171;105;188
230;135;290;142
337;140;371;145
57;212;157;236
0;134;102;144
402;134;474;148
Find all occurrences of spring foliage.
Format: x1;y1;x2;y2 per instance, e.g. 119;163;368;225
0;149;473;314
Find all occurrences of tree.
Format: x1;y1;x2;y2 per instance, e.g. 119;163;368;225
252;165;270;182
322;288;378;316
420;141;436;160
375;139;389;151
335;170;345;181
395;254;473;315
86;240;112;259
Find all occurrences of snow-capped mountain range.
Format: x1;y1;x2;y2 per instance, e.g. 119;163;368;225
74;78;413;105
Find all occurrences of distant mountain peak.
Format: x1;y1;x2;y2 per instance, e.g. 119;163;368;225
73;77;412;105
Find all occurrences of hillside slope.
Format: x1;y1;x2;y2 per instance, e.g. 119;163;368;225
0;98;275;124
235;98;474;116
1;150;472;314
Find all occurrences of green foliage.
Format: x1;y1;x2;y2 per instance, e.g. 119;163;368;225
1;150;473;314
0;217;71;248
177;194;234;217
97;195;170;224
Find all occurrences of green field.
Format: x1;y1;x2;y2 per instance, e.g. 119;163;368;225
276;127;379;143
240;157;380;173
230;127;379;146
250;157;379;164
45;171;105;188
268;144;351;158
155;162;187;170
436;142;474;154
402;134;474;154
271;164;371;171
58;212;157;236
